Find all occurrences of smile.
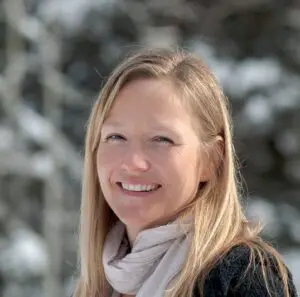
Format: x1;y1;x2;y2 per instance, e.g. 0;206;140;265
117;182;161;192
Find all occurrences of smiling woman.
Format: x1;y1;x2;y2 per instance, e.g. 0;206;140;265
96;78;209;244
73;48;298;297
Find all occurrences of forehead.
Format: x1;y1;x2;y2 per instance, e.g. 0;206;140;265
103;78;192;124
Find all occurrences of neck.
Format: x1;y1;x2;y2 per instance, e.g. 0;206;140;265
125;213;186;247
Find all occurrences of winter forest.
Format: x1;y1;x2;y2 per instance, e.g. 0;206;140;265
0;0;300;296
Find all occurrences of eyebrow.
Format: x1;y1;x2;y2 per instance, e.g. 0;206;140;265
104;118;176;128
102;120;183;137
101;120;123;128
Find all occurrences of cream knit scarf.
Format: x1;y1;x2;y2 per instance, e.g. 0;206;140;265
102;218;193;297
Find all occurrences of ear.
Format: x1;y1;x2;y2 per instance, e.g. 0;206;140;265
198;136;224;182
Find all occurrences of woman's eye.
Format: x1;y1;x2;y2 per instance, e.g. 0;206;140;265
153;136;174;144
105;134;125;142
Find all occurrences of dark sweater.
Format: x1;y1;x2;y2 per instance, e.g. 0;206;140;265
192;246;298;297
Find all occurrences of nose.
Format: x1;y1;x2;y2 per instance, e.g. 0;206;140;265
121;146;151;173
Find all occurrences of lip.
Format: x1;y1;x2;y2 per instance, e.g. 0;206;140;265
117;180;161;186
116;182;162;198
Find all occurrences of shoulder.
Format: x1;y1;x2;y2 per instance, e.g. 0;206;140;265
193;245;298;297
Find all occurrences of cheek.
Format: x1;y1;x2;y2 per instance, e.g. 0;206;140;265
169;147;199;170
96;146;120;183
97;147;117;166
168;149;201;186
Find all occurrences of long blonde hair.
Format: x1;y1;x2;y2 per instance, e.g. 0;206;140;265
74;48;290;297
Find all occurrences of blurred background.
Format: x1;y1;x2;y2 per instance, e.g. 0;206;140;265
0;0;300;296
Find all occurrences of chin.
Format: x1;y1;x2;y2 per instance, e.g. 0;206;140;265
120;216;148;226
118;213;153;229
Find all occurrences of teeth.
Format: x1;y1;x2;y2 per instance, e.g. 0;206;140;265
121;183;159;192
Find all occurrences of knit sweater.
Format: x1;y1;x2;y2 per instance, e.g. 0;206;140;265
193;245;298;297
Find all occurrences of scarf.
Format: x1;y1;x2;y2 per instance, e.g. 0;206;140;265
102;218;193;297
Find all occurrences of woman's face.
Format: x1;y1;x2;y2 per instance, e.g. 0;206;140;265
97;78;209;240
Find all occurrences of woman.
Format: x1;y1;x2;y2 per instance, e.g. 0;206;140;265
73;48;298;297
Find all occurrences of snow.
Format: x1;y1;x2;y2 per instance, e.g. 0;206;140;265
0;228;48;279
230;58;281;95
188;40;286;99
31;152;55;178
246;196;282;238
276;204;300;243
142;26;179;48
19;17;42;41
17;105;54;145
0;126;14;151
187;40;215;64
38;0;116;31
271;85;300;111
275;130;300;156
243;95;273;125
283;249;300;292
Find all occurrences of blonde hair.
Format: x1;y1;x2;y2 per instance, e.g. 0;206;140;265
74;48;291;297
